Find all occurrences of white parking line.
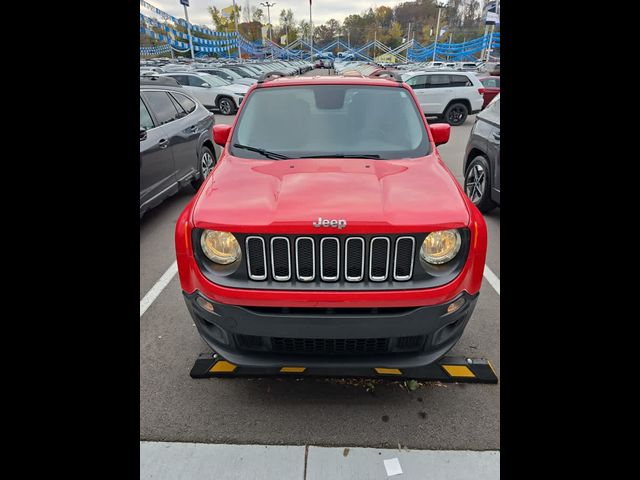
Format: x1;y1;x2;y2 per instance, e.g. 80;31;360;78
140;261;178;318
483;265;500;295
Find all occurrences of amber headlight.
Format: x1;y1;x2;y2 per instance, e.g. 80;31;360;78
420;230;461;265
200;230;241;264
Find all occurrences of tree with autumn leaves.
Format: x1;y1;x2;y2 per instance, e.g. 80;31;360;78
203;0;490;56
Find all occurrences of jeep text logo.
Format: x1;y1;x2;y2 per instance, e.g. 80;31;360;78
313;217;347;229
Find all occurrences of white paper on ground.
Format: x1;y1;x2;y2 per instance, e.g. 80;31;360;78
384;458;403;476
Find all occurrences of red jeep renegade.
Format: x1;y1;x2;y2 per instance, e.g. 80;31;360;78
175;72;487;370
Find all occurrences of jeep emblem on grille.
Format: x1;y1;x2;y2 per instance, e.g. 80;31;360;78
313;217;347;229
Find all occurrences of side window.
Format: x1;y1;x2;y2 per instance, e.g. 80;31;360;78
214;71;232;81
143;91;180;126
140;97;155;130
168;75;188;85
405;75;427;89
426;75;450;88
495;78;500;88
188;75;209;87
482;98;500;124
481;78;497;88
171;93;197;114
168;94;186;117
450;75;472;87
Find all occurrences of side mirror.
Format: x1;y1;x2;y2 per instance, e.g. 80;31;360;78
430;123;450;146
201;82;211;88
140;128;147;141
213;124;232;146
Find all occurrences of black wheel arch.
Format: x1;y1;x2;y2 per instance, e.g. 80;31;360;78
464;147;487;174
214;94;236;109
444;98;471;115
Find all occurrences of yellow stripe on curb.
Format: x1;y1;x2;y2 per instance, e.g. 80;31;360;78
375;368;402;375
210;361;237;373
280;367;306;373
442;365;475;377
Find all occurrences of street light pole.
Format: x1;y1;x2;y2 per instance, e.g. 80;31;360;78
432;2;444;63
232;0;242;61
485;0;499;62
309;0;313;61
260;2;275;58
182;2;195;59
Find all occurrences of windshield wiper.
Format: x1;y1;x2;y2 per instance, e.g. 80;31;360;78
299;154;381;159
232;143;289;160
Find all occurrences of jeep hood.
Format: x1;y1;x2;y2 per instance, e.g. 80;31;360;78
192;155;470;233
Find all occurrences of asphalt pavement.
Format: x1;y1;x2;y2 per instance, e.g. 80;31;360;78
140;71;500;451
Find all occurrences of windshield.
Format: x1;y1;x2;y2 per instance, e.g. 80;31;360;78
197;73;230;86
220;69;241;79
230;85;430;160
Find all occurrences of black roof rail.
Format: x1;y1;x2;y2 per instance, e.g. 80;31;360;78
257;71;288;84
369;70;403;84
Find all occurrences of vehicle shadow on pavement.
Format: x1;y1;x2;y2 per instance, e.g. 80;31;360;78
140;190;195;230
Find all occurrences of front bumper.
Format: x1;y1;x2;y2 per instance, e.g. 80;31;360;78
183;290;478;369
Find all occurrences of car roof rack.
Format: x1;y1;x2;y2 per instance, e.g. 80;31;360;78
369;70;403;83
257;71;288;84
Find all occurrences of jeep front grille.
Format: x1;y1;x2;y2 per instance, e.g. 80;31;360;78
245;235;416;283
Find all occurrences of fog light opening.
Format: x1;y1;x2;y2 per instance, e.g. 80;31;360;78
196;296;215;313
447;297;466;314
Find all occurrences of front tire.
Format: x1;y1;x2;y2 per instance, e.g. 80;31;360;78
464;155;497;213
444;102;468;126
191;146;216;190
218;97;237;115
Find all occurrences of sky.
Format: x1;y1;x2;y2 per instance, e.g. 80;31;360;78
143;0;413;27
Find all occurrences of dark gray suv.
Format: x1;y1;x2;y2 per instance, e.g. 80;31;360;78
463;94;500;213
140;76;216;217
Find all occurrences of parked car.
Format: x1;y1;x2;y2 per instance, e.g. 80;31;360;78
479;76;500;108
159;72;248;115
174;73;488;371
140;66;165;74
463;94;500;213
140;76;217;217
401;71;484;125
225;64;261;79
456;62;479;71
197;67;257;86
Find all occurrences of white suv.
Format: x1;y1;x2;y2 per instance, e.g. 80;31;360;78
159;72;249;115
401;71;484;125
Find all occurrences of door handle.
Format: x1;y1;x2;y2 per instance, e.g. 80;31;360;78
158;138;169;149
493;131;500;140
189;125;197;132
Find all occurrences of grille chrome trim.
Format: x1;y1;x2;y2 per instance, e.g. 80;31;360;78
393;236;416;281
320;237;340;281
270;237;291;281
295;237;315;282
246;236;267;281
369;237;390;281
344;237;365;282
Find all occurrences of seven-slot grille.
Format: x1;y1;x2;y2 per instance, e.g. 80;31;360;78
245;235;416;283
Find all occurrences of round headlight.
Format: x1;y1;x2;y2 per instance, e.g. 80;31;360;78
420;230;461;265
200;230;241;265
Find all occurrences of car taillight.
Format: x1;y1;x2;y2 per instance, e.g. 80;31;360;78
478;87;486;95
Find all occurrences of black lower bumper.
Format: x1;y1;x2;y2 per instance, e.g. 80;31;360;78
183;291;478;369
